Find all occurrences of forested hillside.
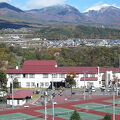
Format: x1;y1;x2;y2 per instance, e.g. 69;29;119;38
29;25;120;40
0;43;120;69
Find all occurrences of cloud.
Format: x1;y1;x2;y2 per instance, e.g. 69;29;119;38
24;0;66;10
0;0;11;2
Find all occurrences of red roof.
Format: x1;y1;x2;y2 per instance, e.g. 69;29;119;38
55;67;98;73
7;90;33;99
6;60;120;74
100;68;120;73
80;77;98;81
23;60;56;66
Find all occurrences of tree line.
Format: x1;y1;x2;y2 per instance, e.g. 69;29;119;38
28;25;120;40
0;44;120;69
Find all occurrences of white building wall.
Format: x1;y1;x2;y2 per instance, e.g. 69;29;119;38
7;99;26;106
7;73;67;88
7;72;108;88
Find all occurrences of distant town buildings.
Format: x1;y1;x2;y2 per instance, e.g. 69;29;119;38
0;34;120;48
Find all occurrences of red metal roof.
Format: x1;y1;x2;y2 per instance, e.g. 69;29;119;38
100;68;120;73
7;90;33;99
6;60;120;74
23;60;56;66
55;67;98;73
80;77;98;81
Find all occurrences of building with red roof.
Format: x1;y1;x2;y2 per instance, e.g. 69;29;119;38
7;90;33;106
6;60;120;88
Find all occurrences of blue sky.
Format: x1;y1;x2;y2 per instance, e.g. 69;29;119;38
1;0;120;12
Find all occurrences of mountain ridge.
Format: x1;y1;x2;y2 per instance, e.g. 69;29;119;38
0;2;120;27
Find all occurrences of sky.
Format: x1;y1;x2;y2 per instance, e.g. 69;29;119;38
0;0;120;12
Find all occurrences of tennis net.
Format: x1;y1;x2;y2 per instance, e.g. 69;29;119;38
55;110;74;116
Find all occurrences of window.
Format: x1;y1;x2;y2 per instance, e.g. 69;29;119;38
29;74;35;78
84;74;88;77
17;100;19;105
26;82;30;87
15;74;21;78
59;74;65;78
23;74;28;78
18;82;21;87
99;81;101;84
31;82;35;87
40;82;44;87
45;82;49;86
90;74;95;77
43;74;48;78
52;74;57;78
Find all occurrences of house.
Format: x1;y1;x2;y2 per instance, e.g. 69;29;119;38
6;60;120;88
7;90;33;106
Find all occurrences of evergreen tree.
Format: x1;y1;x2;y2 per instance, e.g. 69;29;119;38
70;110;82;120
104;114;111;120
0;70;7;92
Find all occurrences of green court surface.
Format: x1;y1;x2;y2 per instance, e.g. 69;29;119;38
73;103;120;115
0;113;43;120
36;107;103;120
105;98;120;104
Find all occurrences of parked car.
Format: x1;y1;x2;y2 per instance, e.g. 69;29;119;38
91;87;96;92
85;88;89;92
101;85;105;90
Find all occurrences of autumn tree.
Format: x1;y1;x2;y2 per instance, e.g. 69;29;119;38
65;72;76;95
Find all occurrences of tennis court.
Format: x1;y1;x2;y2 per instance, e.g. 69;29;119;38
0;113;43;120
104;98;120;104
73;102;120;115
36;107;103;120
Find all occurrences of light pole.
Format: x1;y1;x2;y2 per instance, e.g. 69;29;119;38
83;71;87;100
9;75;18;109
51;73;54;90
52;93;55;120
12;78;14;109
10;75;14;109
113;86;115;120
116;69;119;96
51;73;55;120
44;91;47;120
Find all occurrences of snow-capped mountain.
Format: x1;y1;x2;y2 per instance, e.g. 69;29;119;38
84;4;120;24
84;4;111;12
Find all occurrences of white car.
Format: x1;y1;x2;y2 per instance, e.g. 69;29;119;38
91;87;96;92
101;85;105;90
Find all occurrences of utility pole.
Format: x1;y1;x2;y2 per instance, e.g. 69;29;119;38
44;91;47;120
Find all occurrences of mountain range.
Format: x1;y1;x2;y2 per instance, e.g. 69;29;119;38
0;2;120;27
